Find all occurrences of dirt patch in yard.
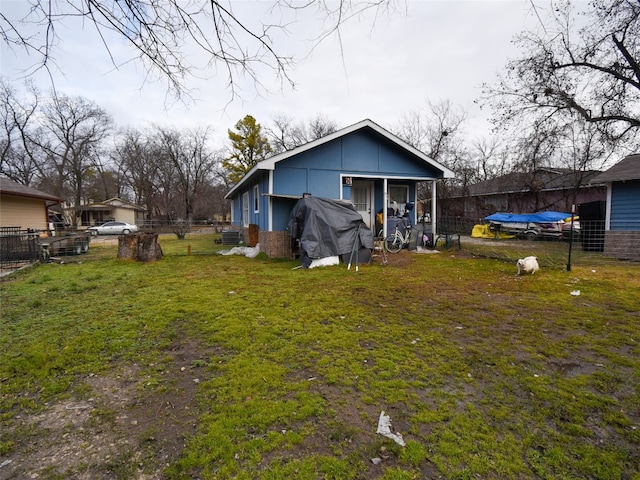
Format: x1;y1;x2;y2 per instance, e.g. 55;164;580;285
0;340;206;480
370;247;453;268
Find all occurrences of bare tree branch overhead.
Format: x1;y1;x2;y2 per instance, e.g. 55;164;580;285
0;0;395;100
483;0;639;148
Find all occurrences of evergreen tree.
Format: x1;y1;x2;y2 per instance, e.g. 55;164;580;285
223;115;272;184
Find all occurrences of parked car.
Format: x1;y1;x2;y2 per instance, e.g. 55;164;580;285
87;221;139;235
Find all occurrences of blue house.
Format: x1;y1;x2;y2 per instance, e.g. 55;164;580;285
591;153;640;261
225;119;455;258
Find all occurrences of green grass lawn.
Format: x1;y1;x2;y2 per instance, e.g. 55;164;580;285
1;240;639;479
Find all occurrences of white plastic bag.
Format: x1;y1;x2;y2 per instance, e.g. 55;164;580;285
376;411;405;446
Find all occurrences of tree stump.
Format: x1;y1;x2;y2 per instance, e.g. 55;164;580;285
118;232;163;262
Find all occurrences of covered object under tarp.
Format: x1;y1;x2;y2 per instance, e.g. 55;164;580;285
287;196;374;268
485;212;570;223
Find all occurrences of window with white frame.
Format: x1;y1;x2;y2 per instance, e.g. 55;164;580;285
352;186;368;212
242;192;249;227
253;185;259;213
230;199;235;223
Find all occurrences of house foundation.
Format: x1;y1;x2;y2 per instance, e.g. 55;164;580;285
258;230;294;259
603;231;640;262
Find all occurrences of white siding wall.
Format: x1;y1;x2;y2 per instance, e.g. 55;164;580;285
113;207;136;225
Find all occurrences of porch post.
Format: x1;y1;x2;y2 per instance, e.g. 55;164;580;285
431;180;437;239
383;178;388;237
268;170;274;231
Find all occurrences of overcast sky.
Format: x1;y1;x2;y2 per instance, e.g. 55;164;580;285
1;1;543;145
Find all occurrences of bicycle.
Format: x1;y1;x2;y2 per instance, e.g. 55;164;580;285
384;217;412;253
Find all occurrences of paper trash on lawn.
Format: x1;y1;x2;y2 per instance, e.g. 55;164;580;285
376;411;406;446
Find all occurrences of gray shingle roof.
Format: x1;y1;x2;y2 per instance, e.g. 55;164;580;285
591;154;640;183
0;177;63;202
456;168;604;198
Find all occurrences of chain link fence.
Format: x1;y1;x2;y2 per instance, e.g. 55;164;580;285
5;221;637;271
437;216;639;268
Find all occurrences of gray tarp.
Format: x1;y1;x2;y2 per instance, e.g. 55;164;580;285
287;196;374;267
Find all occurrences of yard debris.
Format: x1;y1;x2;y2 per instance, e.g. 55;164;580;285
370;457;382;465
376;411;405;446
308;256;340;268
64;405;91;411
218;244;260;258
414;246;440;254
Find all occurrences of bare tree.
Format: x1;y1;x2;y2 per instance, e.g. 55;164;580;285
29;94;113;226
393;99;471;216
1;0;396;99
470;136;512;182
83;166;124;202
0;79;42;185
484;0;640;154
267;113;338;154
505;115;612;212
114;128;160;219
153;125;218;235
394;99;467;165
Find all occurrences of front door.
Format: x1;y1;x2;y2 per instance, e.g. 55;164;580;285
352;181;374;229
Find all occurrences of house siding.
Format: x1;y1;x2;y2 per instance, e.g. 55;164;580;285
0;195;48;231
270;131;439;202
113;207;136;225
609;180;640;231
229;173;271;230
271;197;299;231
225;120;452;258
290;132;436;174
231;130;439;232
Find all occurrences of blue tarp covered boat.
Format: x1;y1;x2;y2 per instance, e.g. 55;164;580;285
484;211;573;239
485;212;571;223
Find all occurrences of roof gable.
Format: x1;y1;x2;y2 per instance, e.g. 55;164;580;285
102;197;146;210
226;119;454;198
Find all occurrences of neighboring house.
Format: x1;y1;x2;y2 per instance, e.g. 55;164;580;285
442;168;606;221
225;119;455;258
72;197;147;227
591;154;640;261
0;177;63;232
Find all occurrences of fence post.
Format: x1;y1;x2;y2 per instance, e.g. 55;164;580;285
566;205;575;271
